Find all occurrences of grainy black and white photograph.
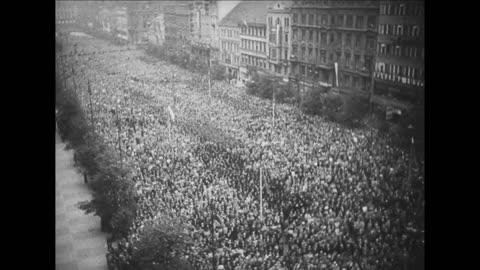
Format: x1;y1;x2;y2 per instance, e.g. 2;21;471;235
55;1;424;270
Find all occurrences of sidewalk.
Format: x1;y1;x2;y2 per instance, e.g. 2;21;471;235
56;134;108;270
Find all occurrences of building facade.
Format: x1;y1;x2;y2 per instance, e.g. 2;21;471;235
188;1;221;63
266;1;293;81
238;1;272;84
126;1;163;44
164;2;190;50
146;14;166;46
56;1;78;25
372;1;424;113
289;0;379;97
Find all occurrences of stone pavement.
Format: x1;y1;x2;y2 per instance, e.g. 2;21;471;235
56;133;108;270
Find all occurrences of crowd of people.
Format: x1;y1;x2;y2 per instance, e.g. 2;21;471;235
58;36;424;270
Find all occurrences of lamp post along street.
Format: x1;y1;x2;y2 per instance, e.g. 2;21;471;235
260;167;263;221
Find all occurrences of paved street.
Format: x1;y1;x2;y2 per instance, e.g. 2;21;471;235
56;133;108;270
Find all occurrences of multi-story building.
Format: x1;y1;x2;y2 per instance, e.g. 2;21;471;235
266;1;293;82
164;2;190;51
75;1;100;29
218;3;247;79
289;0;379;97
126;1;163;44
239;1;273;84
188;1;220;63
146;14;166;46
56;1;78;25
372;1;424;114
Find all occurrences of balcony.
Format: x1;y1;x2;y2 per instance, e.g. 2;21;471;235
375;72;424;88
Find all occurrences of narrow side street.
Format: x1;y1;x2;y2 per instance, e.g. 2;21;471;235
56;133;108;270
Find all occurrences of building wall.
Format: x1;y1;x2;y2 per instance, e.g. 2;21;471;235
219;24;241;77
373;1;424;109
289;1;378;95
189;1;221;62
127;1;162;44
267;1;292;80
240;23;268;82
56;1;78;25
164;3;190;49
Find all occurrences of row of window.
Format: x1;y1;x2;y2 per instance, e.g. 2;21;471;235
379;24;421;37
241;40;266;53
269;32;289;45
241;26;266;38
222;41;239;53
241;55;267;69
378;43;424;59
292;29;375;49
269;47;288;61
268;17;290;28
220;28;239;38
292;13;376;29
376;62;424;80
291;45;373;68
221;54;239;65
380;3;424;16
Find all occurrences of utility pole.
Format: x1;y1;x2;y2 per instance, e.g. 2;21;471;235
208;45;212;99
259;167;263;221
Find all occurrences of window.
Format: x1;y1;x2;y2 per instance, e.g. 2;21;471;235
316;31;320;43
301;14;306;25
309;14;314;25
337;32;342;45
344;75;350;87
315;48;318;62
293;13;298;24
330;16;335;26
380;4;386;15
413;47;418;58
346;34;352;47
301;46;306;59
354;54;360;69
412;26;419;36
285;49;288;60
293;29;298;40
397;25;403;36
308;47;313;59
321;50;326;63
302;29;306;40
367;16;376;29
345;52;351;68
346;16;353;28
276;18;281;25
337;15;343;27
285;33;288;43
336;51;341;61
399;4;406;15
271;48;277;59
316;14;321;26
300;65;305;76
321;32;327;45
355;34;361;47
269;17;273;26
395;45;401;56
365;56;372;71
330;32;334;44
329;53;333;62
292;45;297;57
355;16;364;29
322;14;328;25
309;30;313;41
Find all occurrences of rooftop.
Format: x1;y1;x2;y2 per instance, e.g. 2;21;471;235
219;0;274;27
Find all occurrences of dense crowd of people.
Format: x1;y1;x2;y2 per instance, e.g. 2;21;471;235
58;36;424;270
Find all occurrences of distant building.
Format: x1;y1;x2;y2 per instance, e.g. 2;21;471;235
266;1;293;82
238;1;273;84
147;14;166;46
56;1;78;25
289;1;378;97
188;1;221;63
164;2;190;50
372;1;424;114
126;1;163;44
218;3;247;80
